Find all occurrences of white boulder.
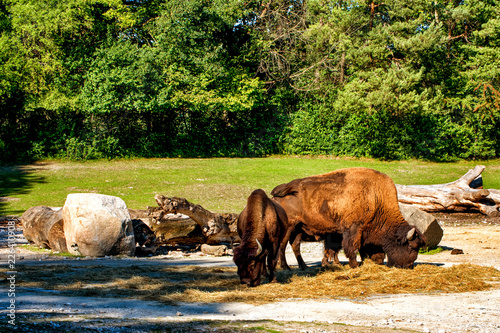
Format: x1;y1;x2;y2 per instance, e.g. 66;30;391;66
62;193;135;257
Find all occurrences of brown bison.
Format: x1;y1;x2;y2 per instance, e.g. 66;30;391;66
272;168;426;269
233;189;288;287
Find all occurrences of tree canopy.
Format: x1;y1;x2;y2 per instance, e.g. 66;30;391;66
1;0;499;161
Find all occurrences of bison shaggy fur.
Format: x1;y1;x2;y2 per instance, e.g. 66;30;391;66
272;167;426;269
233;189;288;287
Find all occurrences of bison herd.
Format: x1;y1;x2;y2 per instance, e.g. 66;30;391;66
233;168;427;287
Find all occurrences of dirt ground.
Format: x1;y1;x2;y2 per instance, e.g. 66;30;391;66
0;213;499;333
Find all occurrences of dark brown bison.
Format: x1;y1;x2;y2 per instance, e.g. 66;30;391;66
272;168;426;269
233;189;288;287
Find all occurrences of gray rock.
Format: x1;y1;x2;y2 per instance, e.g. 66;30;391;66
200;244;228;256
399;203;443;249
62;194;135;257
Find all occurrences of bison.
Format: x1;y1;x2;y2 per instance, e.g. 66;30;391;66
272;167;426;269
233;189;288;287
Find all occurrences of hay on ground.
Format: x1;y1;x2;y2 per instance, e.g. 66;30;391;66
5;261;499;305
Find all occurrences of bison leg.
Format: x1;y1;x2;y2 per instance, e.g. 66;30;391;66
322;248;340;266
290;229;308;270
278;227;293;270
266;259;276;283
261;260;269;278
267;240;281;283
342;231;361;268
370;252;385;265
322;233;342;266
278;225;307;270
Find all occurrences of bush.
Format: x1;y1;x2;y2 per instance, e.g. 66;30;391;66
280;101;499;161
57;136;122;160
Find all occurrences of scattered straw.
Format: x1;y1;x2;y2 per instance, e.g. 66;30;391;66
5;261;499;305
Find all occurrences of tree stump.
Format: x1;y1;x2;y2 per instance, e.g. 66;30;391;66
20;206;67;253
399;203;443;249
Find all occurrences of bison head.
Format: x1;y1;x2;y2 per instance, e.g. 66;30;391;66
233;239;266;287
385;225;426;269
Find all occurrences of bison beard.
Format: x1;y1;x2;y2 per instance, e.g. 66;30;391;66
233;189;288;287
272;167;427;269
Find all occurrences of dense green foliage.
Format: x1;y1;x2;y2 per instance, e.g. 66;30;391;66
1;0;499;161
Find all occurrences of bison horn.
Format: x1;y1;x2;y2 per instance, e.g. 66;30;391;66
255;239;263;256
407;228;416;241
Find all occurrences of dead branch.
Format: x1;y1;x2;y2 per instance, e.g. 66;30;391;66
396;165;500;216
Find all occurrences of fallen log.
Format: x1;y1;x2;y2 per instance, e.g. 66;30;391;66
396;165;500;216
151;195;240;244
129;208;206;246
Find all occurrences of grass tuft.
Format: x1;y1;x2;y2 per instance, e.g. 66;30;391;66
419;246;445;255
19;244;82;257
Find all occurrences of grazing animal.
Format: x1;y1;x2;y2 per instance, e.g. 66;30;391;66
272;168;426;269
233;189;288;287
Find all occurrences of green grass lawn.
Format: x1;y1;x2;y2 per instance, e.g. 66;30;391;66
1;156;499;216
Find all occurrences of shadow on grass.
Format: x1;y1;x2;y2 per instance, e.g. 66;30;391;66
0;165;46;216
1;261;498;333
10;264;243;303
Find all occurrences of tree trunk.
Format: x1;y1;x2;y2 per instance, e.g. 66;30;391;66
396;165;500;216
